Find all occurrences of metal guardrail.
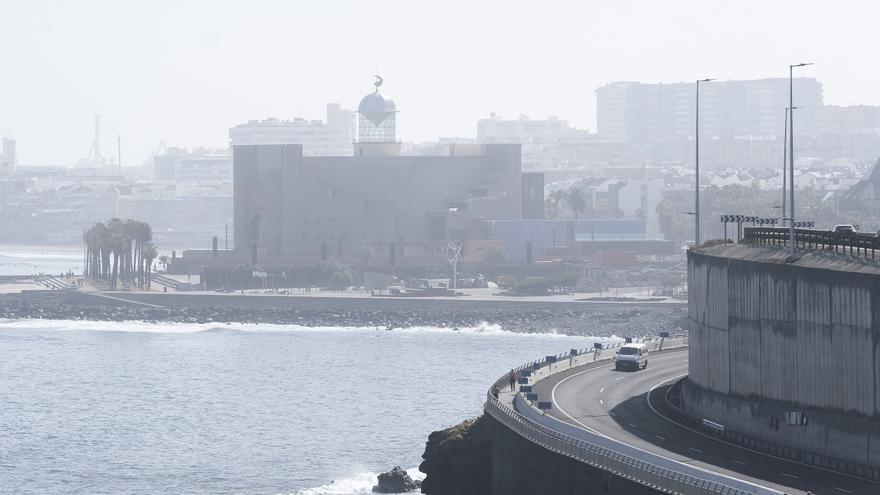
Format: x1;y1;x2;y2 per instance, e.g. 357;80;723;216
743;227;880;259
484;338;779;495
486;397;756;495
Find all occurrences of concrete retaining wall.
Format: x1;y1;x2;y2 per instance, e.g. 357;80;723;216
686;245;880;468
487;413;664;495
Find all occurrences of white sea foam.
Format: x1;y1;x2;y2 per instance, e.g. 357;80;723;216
0;318;591;339
292;467;424;495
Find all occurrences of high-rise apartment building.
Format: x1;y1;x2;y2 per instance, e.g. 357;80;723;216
596;78;824;143
229;103;354;156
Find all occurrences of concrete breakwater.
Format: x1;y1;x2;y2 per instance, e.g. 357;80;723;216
0;292;687;336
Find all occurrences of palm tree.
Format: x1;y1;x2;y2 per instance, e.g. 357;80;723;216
83;218;158;290
565;187;588;219
545;190;567;219
142;242;158;290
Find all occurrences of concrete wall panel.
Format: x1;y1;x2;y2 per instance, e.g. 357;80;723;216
687;248;880;468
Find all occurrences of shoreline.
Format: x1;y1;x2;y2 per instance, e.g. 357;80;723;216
0;291;688;337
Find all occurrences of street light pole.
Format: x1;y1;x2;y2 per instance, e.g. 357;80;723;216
788;63;812;258
782;107;788;226
695;77;714;248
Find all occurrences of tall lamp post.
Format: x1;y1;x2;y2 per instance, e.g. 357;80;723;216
788;63;813;258
695;77;714;248
781;107;788;226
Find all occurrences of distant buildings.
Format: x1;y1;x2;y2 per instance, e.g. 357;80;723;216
589;78;880;169
596;78;824;143
1;138;16;175
478;113;583;144
229;103;354;156
233;79;533;260
152;147;231;183
477;113;594;170
821;105;880;135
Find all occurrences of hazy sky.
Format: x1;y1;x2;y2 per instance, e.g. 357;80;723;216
2;0;878;166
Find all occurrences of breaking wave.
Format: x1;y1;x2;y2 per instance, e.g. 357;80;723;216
0;318;591;339
293;467;423;495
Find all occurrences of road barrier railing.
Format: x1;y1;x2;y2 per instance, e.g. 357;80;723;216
484;337;783;495
743;227;880;259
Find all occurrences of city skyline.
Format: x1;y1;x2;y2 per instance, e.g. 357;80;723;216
2;0;879;165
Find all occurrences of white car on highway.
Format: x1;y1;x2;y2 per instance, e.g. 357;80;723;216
614;343;649;371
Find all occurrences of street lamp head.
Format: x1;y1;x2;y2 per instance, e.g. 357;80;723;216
791;62;814;68
697;78;715;83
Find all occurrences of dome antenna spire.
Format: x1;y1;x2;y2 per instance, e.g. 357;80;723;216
373;74;383;92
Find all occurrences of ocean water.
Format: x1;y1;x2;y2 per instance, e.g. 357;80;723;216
0;245;82;276
0;319;620;494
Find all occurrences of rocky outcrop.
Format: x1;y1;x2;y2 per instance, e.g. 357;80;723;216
372;466;421;493
419;416;491;495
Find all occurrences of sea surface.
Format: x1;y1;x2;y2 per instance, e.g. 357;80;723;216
0;319;620;494
0;245;82;276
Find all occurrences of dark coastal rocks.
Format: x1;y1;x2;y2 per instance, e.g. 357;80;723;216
372;466;421;493
419;416;491;495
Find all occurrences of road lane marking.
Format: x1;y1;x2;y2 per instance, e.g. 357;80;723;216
731;459;747;466
654;434;666;441
779;473;798;479
550;351;773;493
628;422;638;429
646;374;880;487
600;387;605;393
550;362;614;436
689;447;703;454
615;376;625;381
599;399;604;406
833;487;853;494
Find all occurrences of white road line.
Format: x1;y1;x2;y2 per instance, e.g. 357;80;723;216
779;473;798;479
628;422;638;429
833;487;853;494
646;374;880;487
690;447;703;454
551;352;770;493
600;387;605;393
550;362;613;437
599;399;604;406
615;376;625;382
654;434;666;441
731;459;748;466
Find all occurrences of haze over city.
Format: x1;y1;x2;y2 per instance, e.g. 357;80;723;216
3;2;880;495
2;0;879;165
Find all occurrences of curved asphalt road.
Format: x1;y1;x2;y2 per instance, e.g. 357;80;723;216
534;348;880;495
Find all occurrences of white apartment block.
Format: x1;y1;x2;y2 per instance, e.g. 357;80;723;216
229;103;354;156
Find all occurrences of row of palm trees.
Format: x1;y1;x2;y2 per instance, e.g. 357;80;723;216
83;219;159;290
545;187;596;219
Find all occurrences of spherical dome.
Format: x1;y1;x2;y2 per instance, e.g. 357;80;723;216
358;91;397;114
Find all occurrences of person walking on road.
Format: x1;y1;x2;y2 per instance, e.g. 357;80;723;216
508;369;517;391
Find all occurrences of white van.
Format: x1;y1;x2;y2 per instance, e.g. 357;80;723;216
614;343;648;371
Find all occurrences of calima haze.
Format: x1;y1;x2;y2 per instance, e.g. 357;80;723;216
1;1;879;494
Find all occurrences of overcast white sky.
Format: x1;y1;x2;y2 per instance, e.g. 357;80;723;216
2;0;878;166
